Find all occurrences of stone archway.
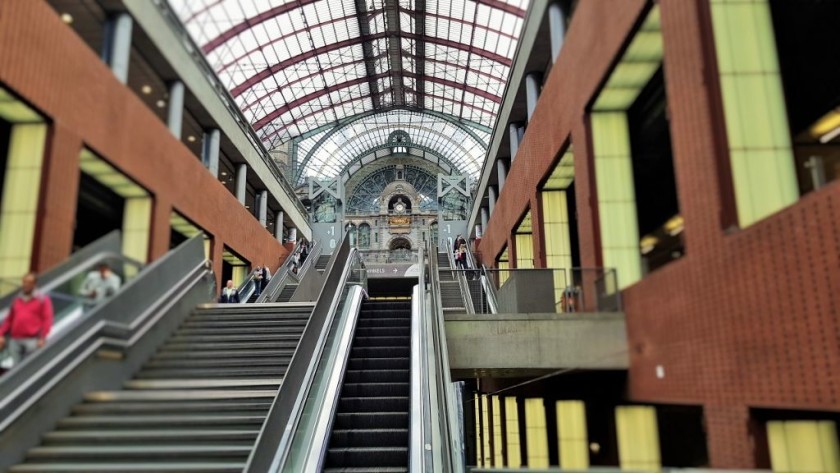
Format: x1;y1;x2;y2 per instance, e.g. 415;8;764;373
389;237;412;251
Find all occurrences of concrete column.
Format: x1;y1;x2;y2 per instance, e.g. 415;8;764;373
526;73;542;123
275;210;285;241
236;164;247;205
549;2;567;63
258;191;268;227
481;208;490;233
497;160;508;193
475;225;482;238
167;81;185;139
202;128;221;177
488;186;497;216
509;123;521;161
105;13;132;84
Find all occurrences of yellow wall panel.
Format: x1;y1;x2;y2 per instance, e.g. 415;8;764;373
557;400;589;469
524;398;549;467
542;190;572;307
616;406;661;471
474;394;482;466
709;0;798;226
0;124;47;286
122;197;152;267
492;396;504;466
481;395;492;467
768;420;840;473
505;397;522;467
515;233;534;269
591;113;641;289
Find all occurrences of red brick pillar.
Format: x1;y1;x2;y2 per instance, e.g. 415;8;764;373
572;119;601;312
148;197;172;262
32;123;82;271
705;404;765;468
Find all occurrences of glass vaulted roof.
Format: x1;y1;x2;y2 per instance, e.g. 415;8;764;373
170;0;526;181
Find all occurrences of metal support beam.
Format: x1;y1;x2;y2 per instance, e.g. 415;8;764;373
202;128;221;178
414;0;427;107
549;2;567;63
354;0;381;109
104;13;133;84
167;81;185;139
525;72;542;123
236;164;247;205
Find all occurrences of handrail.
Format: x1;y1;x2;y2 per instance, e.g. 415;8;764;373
410;246;431;472
427;241;467;472
0;235;209;432
244;231;354;473
464;246;498;314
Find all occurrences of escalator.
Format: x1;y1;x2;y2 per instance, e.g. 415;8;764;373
9;303;313;472
323;300;411;471
438;251;467;315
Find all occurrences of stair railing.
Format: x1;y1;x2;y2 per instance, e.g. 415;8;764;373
446;237;476;314
464;246;498;314
256;240;320;303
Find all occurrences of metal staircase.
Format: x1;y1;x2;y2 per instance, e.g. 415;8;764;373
8;304;313;473
438;252;467;314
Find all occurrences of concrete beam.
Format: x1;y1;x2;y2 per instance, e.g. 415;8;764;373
445;313;628;377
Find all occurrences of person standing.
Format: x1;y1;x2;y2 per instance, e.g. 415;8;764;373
299;241;308;265
0;273;54;367
79;262;122;303
219;280;240;303
260;265;271;293
252;266;263;296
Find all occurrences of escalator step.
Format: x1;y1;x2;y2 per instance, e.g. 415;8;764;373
355;318;410;328
329;428;408;448
351;336;410;348
347;357;409;371
350;347;409;358
333;412;408;430
325;447;408;467
323;468;407;473
337;397;408;413
338;383;409;397
341;370;407;383
352;327;410;337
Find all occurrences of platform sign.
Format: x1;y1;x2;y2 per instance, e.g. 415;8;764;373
364;263;420;278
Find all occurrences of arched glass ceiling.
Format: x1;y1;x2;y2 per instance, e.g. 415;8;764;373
170;0;526;149
294;109;490;183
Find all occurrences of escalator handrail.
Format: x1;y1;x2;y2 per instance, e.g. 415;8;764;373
0;235;210;433
427;241;467;472
244;231;355;473
464;246;498;314
410;246;434;472
255;239;302;303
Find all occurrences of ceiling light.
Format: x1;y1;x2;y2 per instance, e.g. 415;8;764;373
640;235;658;255
663;215;684;236
820;125;840;144
141;85;153;95
221;171;227;176
187;135;196;142
156;100;166;108
60;13;73;24
811;109;840;139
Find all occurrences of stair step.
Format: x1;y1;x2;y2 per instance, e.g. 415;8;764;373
72;401;271;415
167;334;302;342
9;462;245;472
84;390;276;402
135;367;285;379
152;349;295;360
173;327;303;336
180;319;307;328
161;341;300;350
145;357;290;367
123;379;281;390
43;429;259;445
26;445;251;460
56;415;265;429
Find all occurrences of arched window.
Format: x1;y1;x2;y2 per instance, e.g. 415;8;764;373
346;223;357;247
430;221;439;248
358;223;371;249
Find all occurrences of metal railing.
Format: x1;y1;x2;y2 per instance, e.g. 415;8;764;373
359;249;419;264
256;240;319;303
483;267;621;313
244;230;367;472
446;237;476;314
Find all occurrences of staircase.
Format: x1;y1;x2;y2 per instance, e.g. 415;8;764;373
438;252;466;314
276;284;298;303
9;304;312;473
324;300;411;472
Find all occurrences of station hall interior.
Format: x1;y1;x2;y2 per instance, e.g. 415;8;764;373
0;0;839;471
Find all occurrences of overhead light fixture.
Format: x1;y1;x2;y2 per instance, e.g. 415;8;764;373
141;85;153;95
221;171;227;176
156;100;166;108
640;235;658;255
820;125;840;144
663;215;684;236
187;135;196;142
60;13;73;24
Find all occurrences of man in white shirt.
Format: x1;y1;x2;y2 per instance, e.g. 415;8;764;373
79;263;122;303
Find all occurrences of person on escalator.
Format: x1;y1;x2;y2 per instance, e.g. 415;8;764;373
79;262;122;303
260;265;271;293
252;266;263;296
219;280;240;303
0;273;54;369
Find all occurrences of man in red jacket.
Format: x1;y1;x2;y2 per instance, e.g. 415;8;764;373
0;273;54;366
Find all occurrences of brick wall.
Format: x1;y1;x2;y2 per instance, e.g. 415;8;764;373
477;0;840;467
0;0;290;289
